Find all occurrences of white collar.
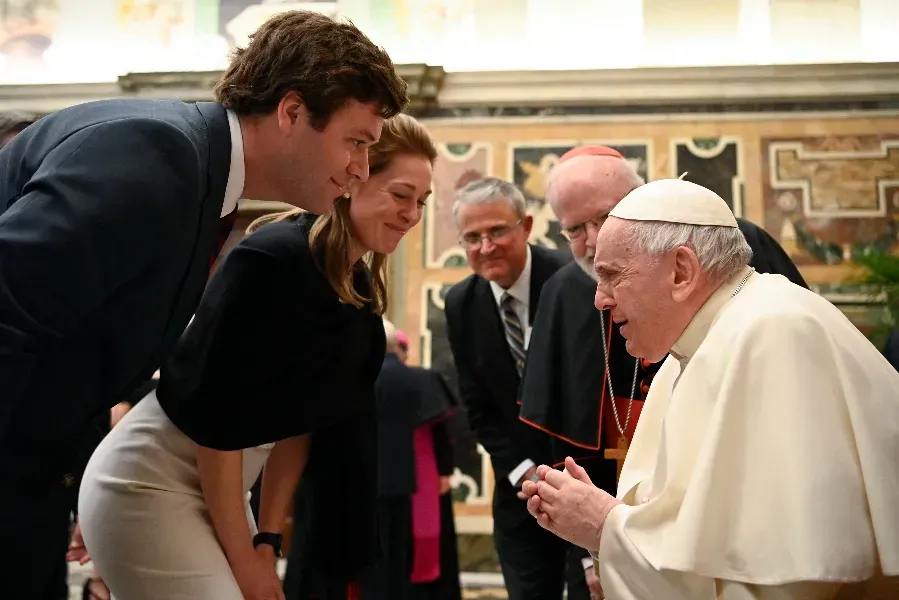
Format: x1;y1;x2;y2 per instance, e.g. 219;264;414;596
220;109;245;218
671;266;756;361
490;245;533;309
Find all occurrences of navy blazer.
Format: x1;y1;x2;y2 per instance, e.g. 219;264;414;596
0;99;231;478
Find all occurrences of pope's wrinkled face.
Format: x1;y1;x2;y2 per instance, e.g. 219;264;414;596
592;217;680;362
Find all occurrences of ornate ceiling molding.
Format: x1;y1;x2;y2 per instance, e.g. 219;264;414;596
0;64;446;113
0;62;895;113
437;62;899;107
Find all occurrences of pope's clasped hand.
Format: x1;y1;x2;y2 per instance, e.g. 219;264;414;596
520;456;621;552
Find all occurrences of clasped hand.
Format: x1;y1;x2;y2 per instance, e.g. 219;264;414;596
519;456;621;553
234;545;285;600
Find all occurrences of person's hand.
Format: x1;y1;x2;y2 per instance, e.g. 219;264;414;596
232;546;285;600
585;563;604;599
515;465;539;500
525;457;621;552
66;522;91;565
110;401;132;428
439;476;453;495
84;569;111;600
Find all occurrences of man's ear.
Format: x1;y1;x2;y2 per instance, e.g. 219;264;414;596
671;246;702;303
522;213;534;237
276;91;307;130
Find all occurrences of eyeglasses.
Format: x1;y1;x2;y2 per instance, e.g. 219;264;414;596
459;220;522;250
560;214;608;241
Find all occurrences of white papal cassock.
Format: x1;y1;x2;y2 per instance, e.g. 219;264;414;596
597;267;899;600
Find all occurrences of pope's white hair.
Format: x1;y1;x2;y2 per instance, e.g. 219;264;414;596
623;221;753;281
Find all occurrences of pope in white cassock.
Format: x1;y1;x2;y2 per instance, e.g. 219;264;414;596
521;178;899;600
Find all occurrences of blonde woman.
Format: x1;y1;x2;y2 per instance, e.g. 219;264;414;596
77;114;437;600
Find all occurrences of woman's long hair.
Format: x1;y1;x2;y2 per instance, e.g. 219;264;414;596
246;113;437;315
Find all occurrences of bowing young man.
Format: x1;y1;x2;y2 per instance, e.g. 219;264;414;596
444;177;572;600
518;146;809;599
0;10;408;597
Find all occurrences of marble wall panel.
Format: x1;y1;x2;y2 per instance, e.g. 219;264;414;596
425;142;493;268
762;135;899;265
672;137;744;216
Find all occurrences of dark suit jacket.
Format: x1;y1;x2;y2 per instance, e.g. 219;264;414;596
0;99;231;476
737;218;809;289
422;370;459;480
375;356;459;496
883;329;899;372
444;244;569;498
375;354;428;496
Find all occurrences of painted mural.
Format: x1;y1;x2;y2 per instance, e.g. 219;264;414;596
424;142;492;269
0;0;59;64
510;142;650;249
673;137;743;216
762;135;899;266
116;0;191;47
218;0;337;48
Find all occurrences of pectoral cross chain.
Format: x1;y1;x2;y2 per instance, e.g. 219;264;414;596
598;310;639;482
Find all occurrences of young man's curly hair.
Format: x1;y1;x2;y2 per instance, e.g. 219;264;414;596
214;10;408;130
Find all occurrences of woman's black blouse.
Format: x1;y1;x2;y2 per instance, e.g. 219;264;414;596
156;212;386;577
157;213;385;449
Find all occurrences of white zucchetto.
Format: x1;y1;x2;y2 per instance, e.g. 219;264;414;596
609;179;738;228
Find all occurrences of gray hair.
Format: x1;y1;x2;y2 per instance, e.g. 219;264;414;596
0;110;37;134
624;221;752;281
452;177;527;226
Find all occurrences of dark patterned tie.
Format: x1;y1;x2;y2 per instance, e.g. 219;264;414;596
209;209;238;273
501;293;526;375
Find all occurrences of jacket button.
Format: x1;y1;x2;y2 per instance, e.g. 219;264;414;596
641;383;650;395
641;359;653;369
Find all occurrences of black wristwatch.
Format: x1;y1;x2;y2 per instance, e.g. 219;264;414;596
253;532;283;557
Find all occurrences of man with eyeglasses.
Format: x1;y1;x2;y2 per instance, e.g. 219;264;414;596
518;145;808;599
444;177;573;600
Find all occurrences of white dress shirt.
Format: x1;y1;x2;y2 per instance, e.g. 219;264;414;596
220;110;245;218
488;247;536;487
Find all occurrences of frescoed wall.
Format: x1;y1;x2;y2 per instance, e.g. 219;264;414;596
0;0;61;68
2;0;898;84
217;0;337;48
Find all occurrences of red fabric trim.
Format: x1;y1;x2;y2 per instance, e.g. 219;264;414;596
209;209;238;274
345;581;361;600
